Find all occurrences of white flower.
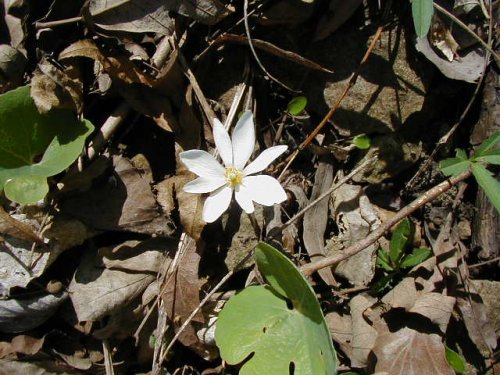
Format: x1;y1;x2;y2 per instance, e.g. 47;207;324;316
179;111;288;223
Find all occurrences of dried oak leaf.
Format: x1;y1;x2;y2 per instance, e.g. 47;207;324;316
371;326;454;375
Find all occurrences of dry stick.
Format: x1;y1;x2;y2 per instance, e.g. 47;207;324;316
468;256;500;269
300;169;472;276
434;3;500;62
277;23;386;181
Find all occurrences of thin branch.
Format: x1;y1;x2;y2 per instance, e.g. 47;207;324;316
300;169;472;276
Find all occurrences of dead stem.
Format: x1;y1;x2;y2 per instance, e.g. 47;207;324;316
300;169;472;276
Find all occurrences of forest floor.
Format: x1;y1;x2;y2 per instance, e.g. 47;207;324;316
0;0;498;374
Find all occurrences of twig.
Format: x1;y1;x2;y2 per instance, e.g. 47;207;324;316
434;3;499;61
300;169;472;276
467;256;500;269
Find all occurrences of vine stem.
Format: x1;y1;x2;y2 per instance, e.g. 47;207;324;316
300;170;472;276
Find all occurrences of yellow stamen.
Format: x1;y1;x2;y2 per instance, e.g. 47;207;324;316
225;167;244;187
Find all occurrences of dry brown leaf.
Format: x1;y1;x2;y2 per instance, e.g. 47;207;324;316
350;294;378;368
328;182;380;285
174;173;206;241
372;326;454;375
0;335;45;358
69;238;172;322
59;156;175;236
30;60;83;114
325;311;353;359
162;238;204;347
303;156;337;286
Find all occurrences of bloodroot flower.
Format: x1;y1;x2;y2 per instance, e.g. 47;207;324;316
180;111;288;223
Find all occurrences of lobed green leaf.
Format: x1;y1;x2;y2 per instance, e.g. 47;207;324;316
471;163;500;213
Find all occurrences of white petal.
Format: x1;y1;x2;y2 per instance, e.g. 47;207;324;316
234;184;255;214
183;176;226;194
213;118;233;167
179;150;225;178
243;145;288;176
203;185;233;223
231;111;255;170
243;175;287;206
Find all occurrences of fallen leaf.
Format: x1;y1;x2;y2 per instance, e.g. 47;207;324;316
0;44;26;93
303;156;337;286
350;294;378;368
162;237;204;347
59;156;175;236
69;238;173;322
372;326;454;375
0;335;45;358
325;311;353;359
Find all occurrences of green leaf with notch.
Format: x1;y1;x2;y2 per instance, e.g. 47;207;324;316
412;0;434;37
0;85;94;204
471;163;500;213
389;218;412;265
287;96;307;116
400;247;432;269
475;149;500;165
445;346;466;373
215;242;337;375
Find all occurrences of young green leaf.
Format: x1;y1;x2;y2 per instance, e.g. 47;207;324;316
371;274;395;294
474;149;500;165
440;158;470;176
376;248;394;272
412;0;434;37
445;346;466;373
287;96;307;116
473;131;500;158
0;85;94;204
352;134;371;149
215;242;337;374
471;163;500;212
389;218;412;264
400;247;432;269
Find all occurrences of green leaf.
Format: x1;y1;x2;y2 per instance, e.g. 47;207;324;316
371;273;395;294
412;0;434;37
473;131;500;158
287;96;307;116
352;135;371;150
474;149;500;165
376;248;394;272
215;242;337;375
440;158;471;177
389;218;412;264
400;247;432;269
445;346;466;373
0;85;94;204
471;163;500;213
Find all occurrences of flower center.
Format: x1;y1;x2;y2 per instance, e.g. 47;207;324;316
225;167;244;187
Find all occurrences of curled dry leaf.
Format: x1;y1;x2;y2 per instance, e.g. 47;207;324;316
0;292;68;333
350;294;378;368
59;39;156;87
0;335;45;358
30;60;83;114
327;182;380;286
416;37;487;83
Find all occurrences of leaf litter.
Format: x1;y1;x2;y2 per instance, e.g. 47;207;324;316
0;0;498;374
